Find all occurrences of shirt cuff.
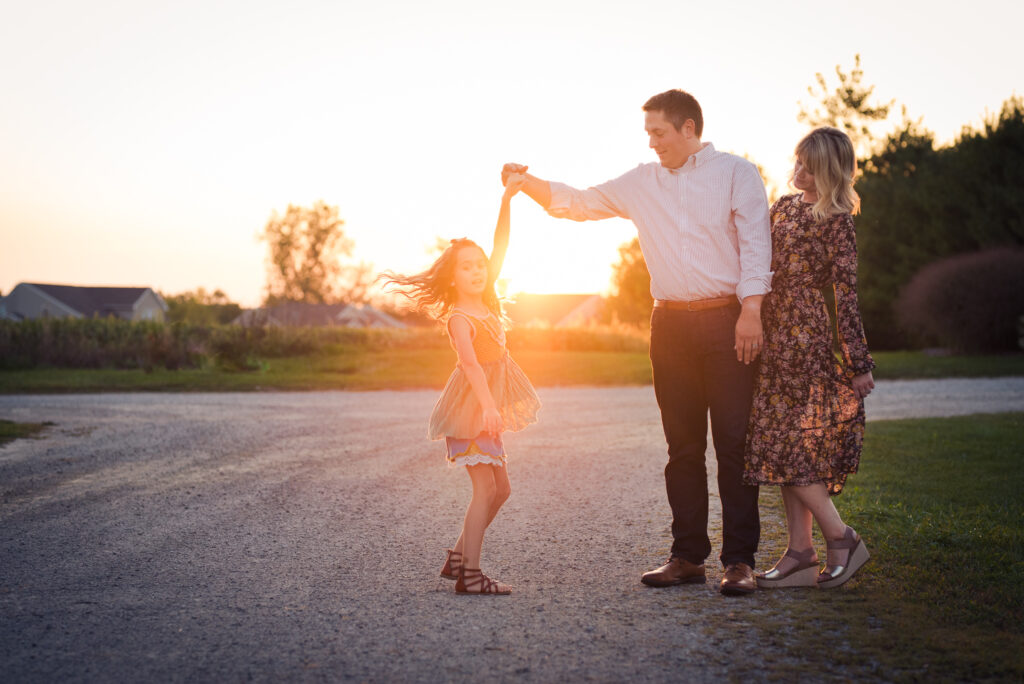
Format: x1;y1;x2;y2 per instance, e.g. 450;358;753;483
545;182;574;218
736;273;773;302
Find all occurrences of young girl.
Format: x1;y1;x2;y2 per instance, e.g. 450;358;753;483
744;127;875;589
383;174;540;596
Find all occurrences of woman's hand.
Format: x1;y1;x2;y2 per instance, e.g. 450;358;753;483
482;406;504;436
503;172;526;200
852;371;875;400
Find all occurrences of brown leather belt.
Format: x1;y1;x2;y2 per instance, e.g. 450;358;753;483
654;296;737;312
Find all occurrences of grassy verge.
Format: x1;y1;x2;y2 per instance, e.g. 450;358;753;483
0;419;53;446
747;413;1024;681
871;350;1024;379
0;348;654;393
0;346;1020;394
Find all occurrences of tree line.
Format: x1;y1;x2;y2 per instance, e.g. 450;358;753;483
607;57;1024;351
164;57;1023;351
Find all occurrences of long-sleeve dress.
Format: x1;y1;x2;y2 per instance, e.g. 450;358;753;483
743;194;875;495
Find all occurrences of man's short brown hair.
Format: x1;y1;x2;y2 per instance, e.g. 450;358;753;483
643;89;703;137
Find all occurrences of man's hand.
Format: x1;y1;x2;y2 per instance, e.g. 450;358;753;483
734;296;764;365
502;163;529;186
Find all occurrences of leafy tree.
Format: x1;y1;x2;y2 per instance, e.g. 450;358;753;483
799;56;1024;349
164;288;242;325
605;237;652;328
259;201;370;305
798;54;895;159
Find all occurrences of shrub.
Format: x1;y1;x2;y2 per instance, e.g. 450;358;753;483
0;318;202;370
0;318;651;371
896;248;1024;352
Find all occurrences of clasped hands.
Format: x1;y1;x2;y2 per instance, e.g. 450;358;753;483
502;162;528;186
502;163;527;199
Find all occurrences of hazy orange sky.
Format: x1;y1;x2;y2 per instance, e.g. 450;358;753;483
2;0;1021;305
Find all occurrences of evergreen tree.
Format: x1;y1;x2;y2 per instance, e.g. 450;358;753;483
798;54;895;159
856;98;1024;347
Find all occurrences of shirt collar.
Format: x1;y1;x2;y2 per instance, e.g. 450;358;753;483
666;142;716;175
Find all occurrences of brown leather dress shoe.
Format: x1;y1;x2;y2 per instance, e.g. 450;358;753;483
720;562;756;595
641;557;706;587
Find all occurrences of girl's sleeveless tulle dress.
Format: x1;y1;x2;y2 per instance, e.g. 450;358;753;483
428;309;540;467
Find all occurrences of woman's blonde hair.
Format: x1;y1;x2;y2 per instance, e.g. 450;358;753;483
794;127;860;220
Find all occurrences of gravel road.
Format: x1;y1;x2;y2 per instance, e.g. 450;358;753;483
2;378;1022;682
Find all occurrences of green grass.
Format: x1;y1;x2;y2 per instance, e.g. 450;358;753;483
871;350;1024;379
748;413;1024;681
0;347;655;393
0;419;53;446
0;345;1020;394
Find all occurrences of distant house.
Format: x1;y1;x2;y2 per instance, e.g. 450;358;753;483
233;302;349;327
232;302;406;328
503;293;605;328
0;283;168;322
334;303;407;328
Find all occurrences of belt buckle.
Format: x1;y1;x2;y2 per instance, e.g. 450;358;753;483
686;300;699;312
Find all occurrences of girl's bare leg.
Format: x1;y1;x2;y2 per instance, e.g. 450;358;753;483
453;463;510;555
771;486;818;574
459;464;498;571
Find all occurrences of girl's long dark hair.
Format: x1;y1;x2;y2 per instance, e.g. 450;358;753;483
379;238;502;322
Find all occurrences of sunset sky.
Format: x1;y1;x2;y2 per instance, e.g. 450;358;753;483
2;0;1021;306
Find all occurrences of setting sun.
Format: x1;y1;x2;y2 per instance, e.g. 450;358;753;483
493;213;636;296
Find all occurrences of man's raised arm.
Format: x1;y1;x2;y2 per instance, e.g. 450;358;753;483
501;162;629;222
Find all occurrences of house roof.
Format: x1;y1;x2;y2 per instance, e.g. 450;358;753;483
336;304;407;328
233;302;408;328
261;302;351;326
24;283;166;318
503;293;602;327
557;294;605;327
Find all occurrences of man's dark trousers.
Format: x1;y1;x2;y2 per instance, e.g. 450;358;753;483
649;302;760;568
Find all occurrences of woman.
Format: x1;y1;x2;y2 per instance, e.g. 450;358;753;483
744;127;875;589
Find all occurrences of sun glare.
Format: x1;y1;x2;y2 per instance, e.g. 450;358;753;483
495;213;634;295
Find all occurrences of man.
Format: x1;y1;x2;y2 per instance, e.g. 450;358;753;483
502;89;771;595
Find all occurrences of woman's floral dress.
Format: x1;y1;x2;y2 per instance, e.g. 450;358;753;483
744;194;875;495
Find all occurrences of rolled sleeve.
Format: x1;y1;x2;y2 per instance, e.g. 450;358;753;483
736;273;773;301
546;178;629;222
732;162;773;301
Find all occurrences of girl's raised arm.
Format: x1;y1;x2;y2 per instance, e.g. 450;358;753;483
488;174;525;284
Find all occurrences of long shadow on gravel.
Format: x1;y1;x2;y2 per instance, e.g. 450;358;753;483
6;384;1020;682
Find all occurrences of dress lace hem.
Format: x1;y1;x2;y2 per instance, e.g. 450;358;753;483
449;453;507;468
